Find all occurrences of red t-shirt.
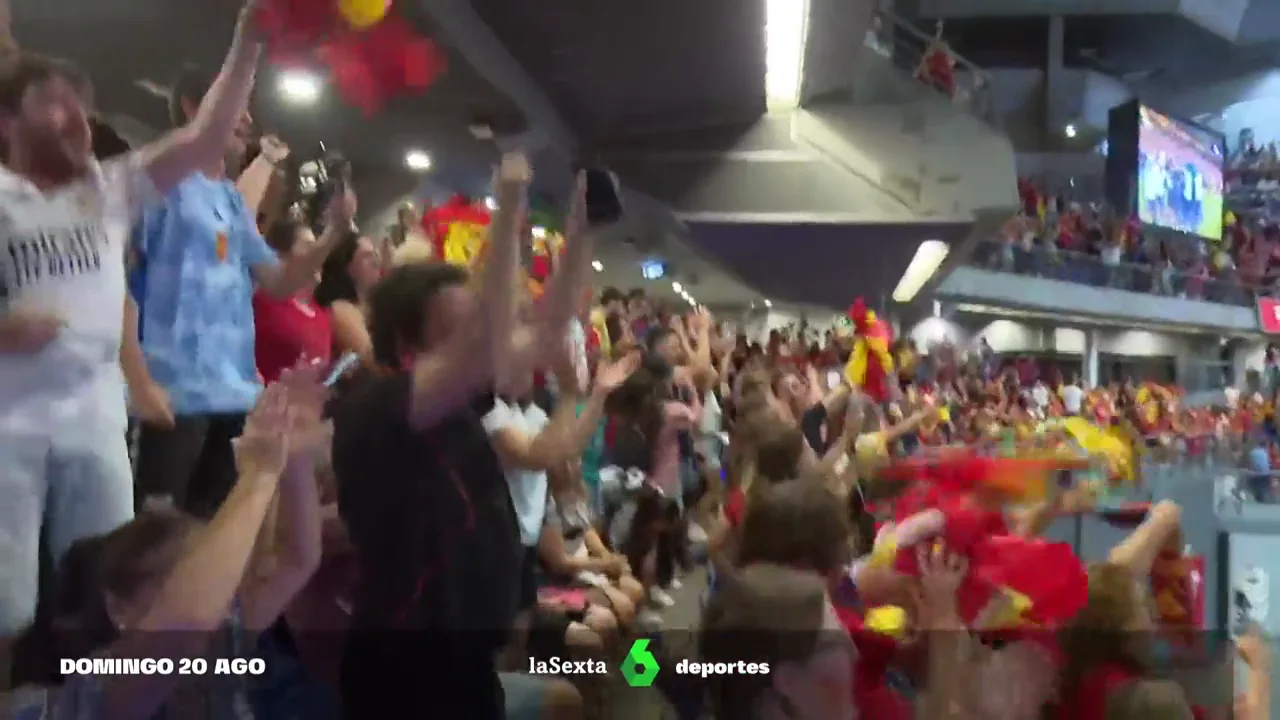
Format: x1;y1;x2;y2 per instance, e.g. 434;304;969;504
724;487;747;529
833;605;912;720
253;292;334;383
1058;664;1206;719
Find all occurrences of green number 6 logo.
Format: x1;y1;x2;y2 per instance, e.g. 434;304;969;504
620;638;660;687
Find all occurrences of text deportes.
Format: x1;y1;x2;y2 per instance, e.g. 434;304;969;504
675;659;770;677
60;657;267;676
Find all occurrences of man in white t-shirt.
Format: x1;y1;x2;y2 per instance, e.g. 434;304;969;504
0;4;262;636
482;397;552;608
1061;374;1084;415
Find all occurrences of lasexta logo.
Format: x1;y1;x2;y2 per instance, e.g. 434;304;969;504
620;638;660;687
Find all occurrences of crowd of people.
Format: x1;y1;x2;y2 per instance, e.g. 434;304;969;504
0;2;1276;720
980;179;1266;305
992;123;1280;305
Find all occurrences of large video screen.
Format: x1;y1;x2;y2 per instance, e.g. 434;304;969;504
1136;106;1224;241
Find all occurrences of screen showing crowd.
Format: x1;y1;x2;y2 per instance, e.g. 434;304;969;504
1137;106;1224;241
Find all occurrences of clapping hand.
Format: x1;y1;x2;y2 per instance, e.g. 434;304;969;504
325;179;358;229
278;359;332;467
915;542;967;630
594;351;641;394
506;171;595;376
233;382;291;481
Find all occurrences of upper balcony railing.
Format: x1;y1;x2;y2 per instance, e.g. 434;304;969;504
1225;152;1280;220
969;237;1268;308
862;7;1000;129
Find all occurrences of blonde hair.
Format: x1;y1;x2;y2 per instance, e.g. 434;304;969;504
1105;679;1194;720
1058;562;1151;709
701;564;829;718
391;238;435;267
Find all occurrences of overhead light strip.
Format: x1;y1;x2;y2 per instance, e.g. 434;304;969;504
764;0;810;109
892;240;949;303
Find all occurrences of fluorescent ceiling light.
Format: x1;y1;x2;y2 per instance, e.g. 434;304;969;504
278;71;321;104
404;150;433;172
763;299;773;308
892;240;949;303
686;295;697;306
591;260;603;272
485;196;497;211
764;0;809;108
532;226;547;239
672;281;683;293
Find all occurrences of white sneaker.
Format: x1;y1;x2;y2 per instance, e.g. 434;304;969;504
667;577;684;591
637;609;664;630
649;587;676;608
686;523;708;544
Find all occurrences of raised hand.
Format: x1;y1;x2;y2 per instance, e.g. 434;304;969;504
277;359;332;465
234;383;291;480
687;307;711;334
915;542;967;629
595;350;641;394
325;180;358;229
505;172;594;377
258;135;290;165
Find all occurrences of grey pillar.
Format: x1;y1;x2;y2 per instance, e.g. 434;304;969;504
1045;15;1066;138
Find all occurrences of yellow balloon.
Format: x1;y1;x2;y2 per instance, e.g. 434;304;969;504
338;0;389;29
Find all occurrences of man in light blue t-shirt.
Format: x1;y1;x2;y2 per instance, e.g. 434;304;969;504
130;67;350;518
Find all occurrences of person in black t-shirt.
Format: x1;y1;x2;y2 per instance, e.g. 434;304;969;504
330;156;597;719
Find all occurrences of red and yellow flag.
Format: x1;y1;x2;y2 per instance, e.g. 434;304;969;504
844;297;894;402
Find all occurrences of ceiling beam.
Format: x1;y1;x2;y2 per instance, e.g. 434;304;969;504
417;0;578;157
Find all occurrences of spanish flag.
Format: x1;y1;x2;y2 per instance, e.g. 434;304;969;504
844;298;894;402
877;494;1088;628
421;195;491;269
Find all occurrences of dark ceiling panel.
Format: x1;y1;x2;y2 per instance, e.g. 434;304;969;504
685;221;970;308
13;0;523;218
909;17;1051;67
471;0;767;141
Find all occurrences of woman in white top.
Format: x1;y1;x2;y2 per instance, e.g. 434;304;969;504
537;461;646;629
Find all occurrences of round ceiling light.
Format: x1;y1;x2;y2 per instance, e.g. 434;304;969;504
278;70;321;104
405;150;433;172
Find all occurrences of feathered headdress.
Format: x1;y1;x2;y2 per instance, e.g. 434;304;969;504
844;297;894;402
863;455;1090;632
254;0;446;116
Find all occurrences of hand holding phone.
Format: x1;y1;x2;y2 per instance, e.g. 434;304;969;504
324;352;360;387
582;167;622;226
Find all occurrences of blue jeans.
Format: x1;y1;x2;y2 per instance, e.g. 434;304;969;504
499;673;551;720
0;428;134;634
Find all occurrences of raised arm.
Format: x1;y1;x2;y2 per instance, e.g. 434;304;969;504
92;386;290;719
0;0;15;59
238;364;325;632
237;136;289;218
406;155;528;430
137;3;262;194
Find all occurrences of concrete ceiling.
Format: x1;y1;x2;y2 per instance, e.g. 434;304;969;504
685;220;972;309
15;0;521;221
20;0;962;314
468;0;767;143
920;13;1280;118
